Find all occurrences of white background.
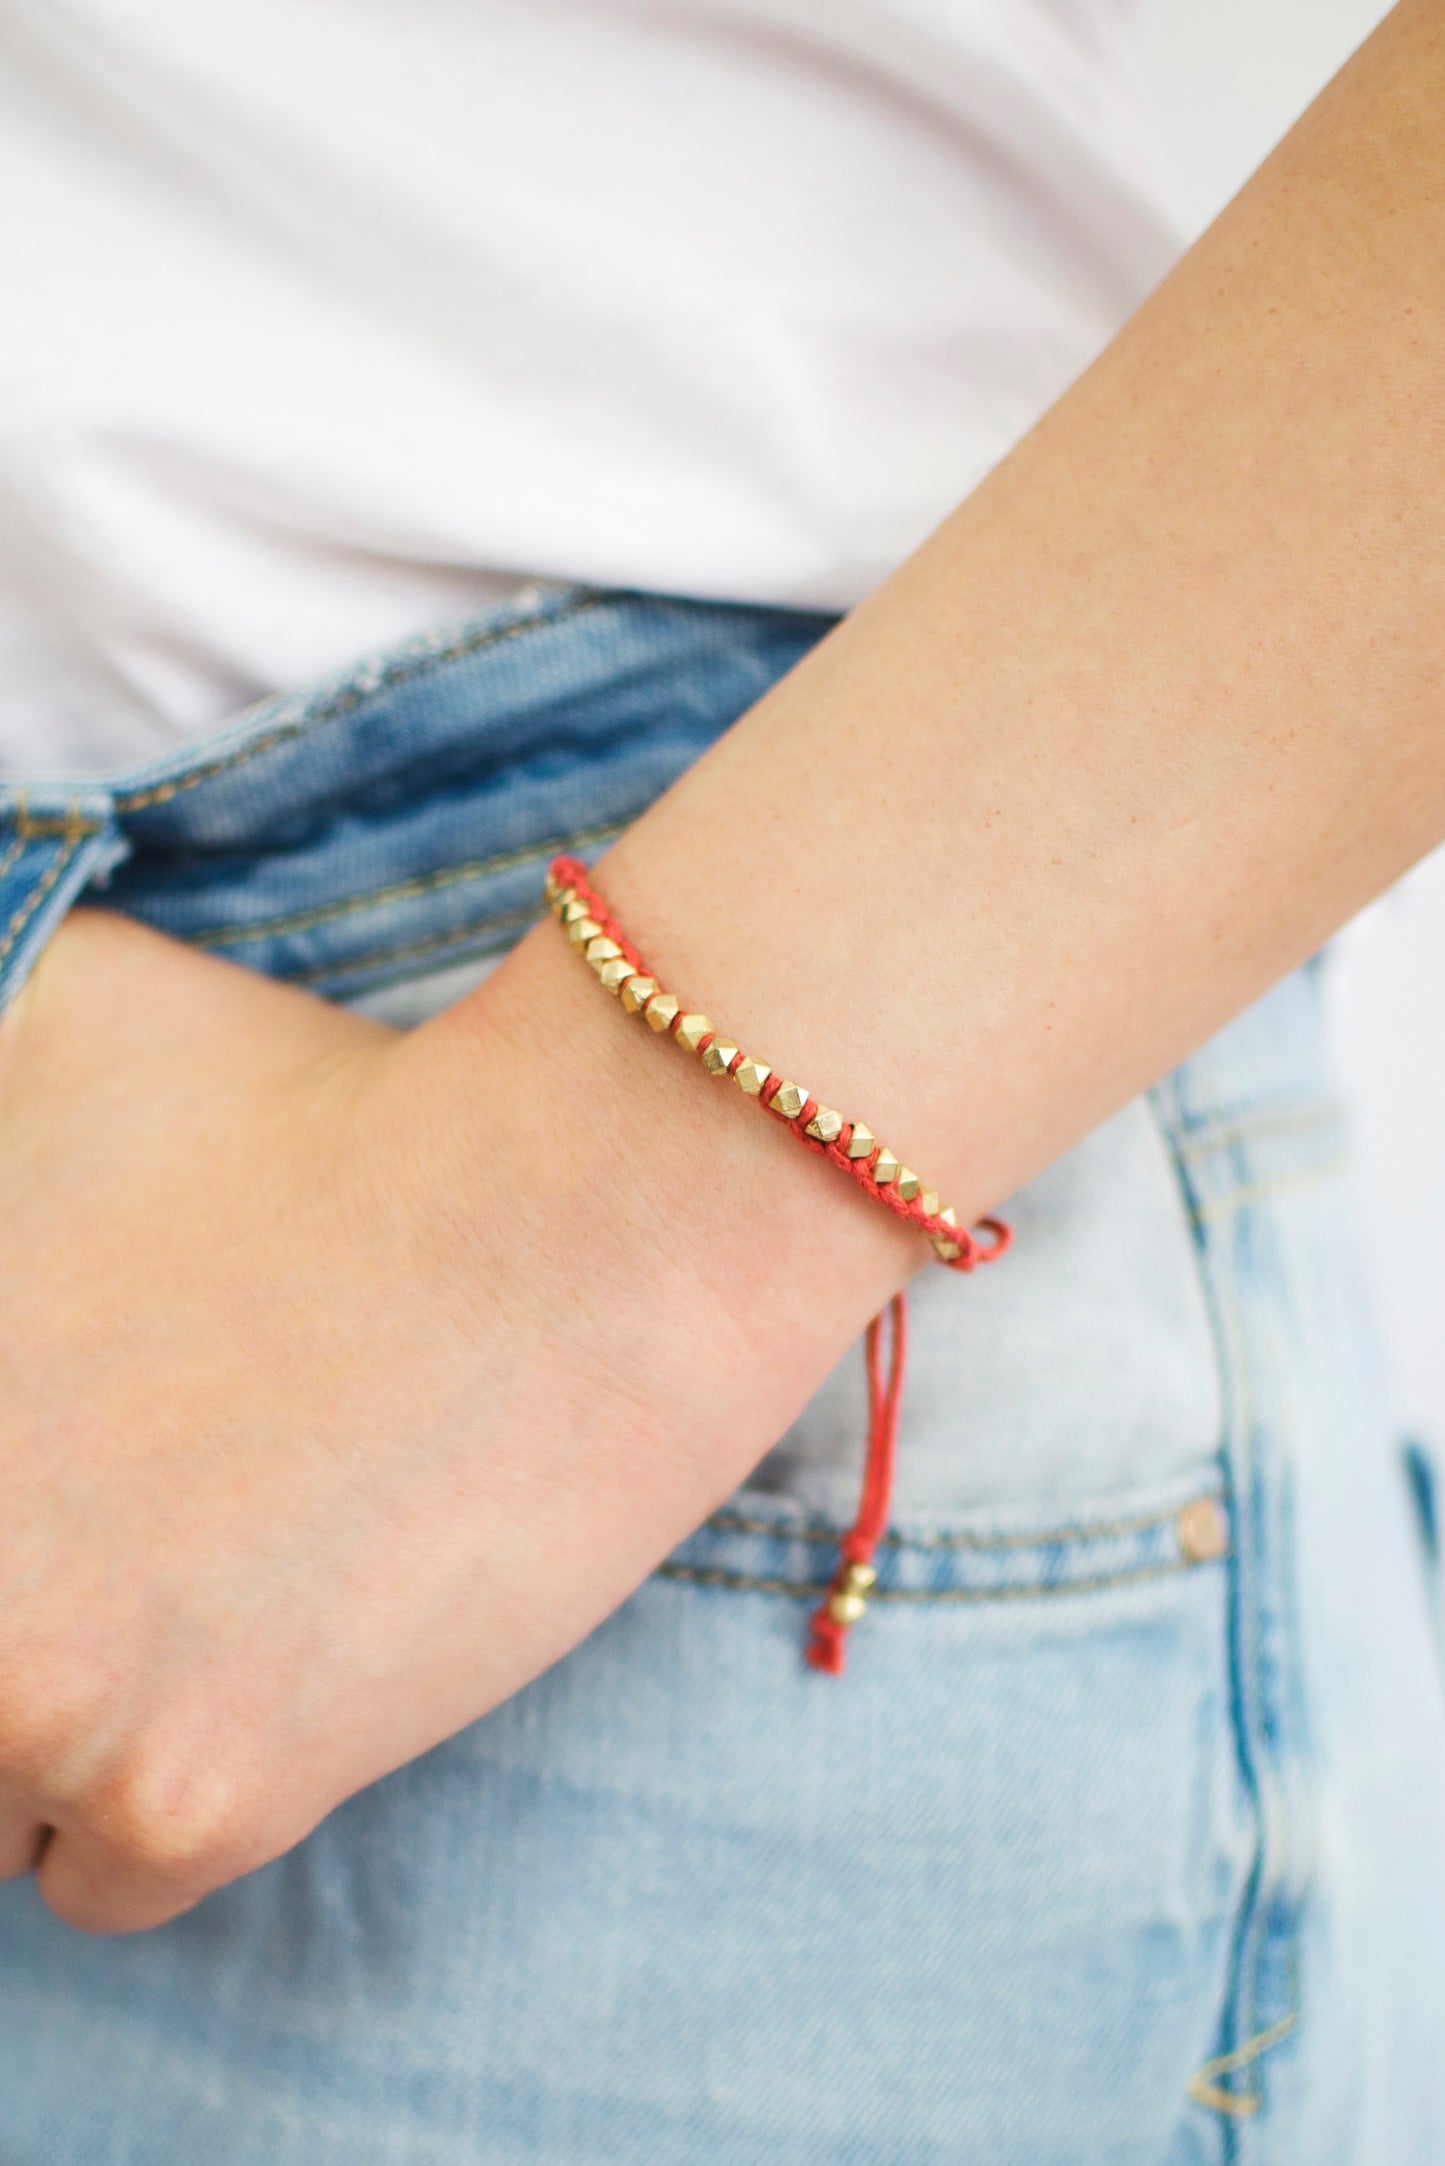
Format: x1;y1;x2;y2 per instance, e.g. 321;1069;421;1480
1135;0;1445;1452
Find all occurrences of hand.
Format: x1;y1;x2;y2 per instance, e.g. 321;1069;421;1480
0;909;887;1933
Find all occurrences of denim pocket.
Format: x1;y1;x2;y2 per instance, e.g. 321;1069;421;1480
616;1463;1248;2162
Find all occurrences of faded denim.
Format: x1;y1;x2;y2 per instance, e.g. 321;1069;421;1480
0;584;1442;2163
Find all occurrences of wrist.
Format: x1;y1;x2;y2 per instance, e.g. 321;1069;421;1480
389;910;919;1517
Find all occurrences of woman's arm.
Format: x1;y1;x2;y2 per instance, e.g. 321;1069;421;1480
591;0;1445;1228
4;0;1444;1934
461;0;1445;1393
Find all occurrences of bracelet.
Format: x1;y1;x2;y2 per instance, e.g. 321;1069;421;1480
544;857;1009;1269
544;853;1012;1674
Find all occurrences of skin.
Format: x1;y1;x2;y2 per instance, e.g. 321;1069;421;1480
3;0;1445;1933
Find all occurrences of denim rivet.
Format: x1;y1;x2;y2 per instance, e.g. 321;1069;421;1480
1178;1496;1230;1564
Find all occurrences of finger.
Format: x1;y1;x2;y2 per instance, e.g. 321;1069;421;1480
36;1828;222;1937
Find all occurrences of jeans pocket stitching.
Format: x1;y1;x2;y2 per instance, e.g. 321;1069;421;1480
0;831;87;969
183;819;628;953
655;1546;1222;1605
110;589;608;815
665;1473;1229;1602
1155;1069;1313;2125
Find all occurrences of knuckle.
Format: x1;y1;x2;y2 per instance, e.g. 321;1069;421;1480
95;1747;258;1882
0;1658;273;1894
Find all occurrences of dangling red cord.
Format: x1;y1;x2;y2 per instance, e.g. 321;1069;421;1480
806;1292;909;1675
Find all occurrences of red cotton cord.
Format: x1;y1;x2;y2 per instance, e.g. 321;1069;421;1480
805;1292;908;1675
546;853;1013;1674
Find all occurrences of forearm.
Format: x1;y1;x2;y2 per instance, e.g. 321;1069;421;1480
454;0;1445;1379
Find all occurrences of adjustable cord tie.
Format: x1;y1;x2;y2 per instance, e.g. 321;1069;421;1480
805;1293;908;1674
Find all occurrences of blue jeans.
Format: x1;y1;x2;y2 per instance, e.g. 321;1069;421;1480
1;585;1443;2163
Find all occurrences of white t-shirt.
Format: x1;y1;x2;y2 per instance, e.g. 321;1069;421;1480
0;0;1181;776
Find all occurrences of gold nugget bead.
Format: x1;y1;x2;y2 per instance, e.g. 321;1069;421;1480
585;935;622;967
561;896;591;924
620;974;657;1013
846;1122;875;1161
543;867;562;903
828;1590;869;1626
645;992;681;1033
674;1013;713;1055
932;1236;963;1262
805;1106;843;1145
598;957;636;994
896;1168;921;1203
702;1037;740;1076
920;1190;940;1219
873;1147;900;1186
772;1080;808;1120
566;914;602;947
839;1560;877;1593
734;1056;771;1097
939;1205;958;1227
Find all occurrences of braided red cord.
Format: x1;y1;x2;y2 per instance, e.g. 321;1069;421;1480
549;853;1012;1675
549;856;1011;1271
